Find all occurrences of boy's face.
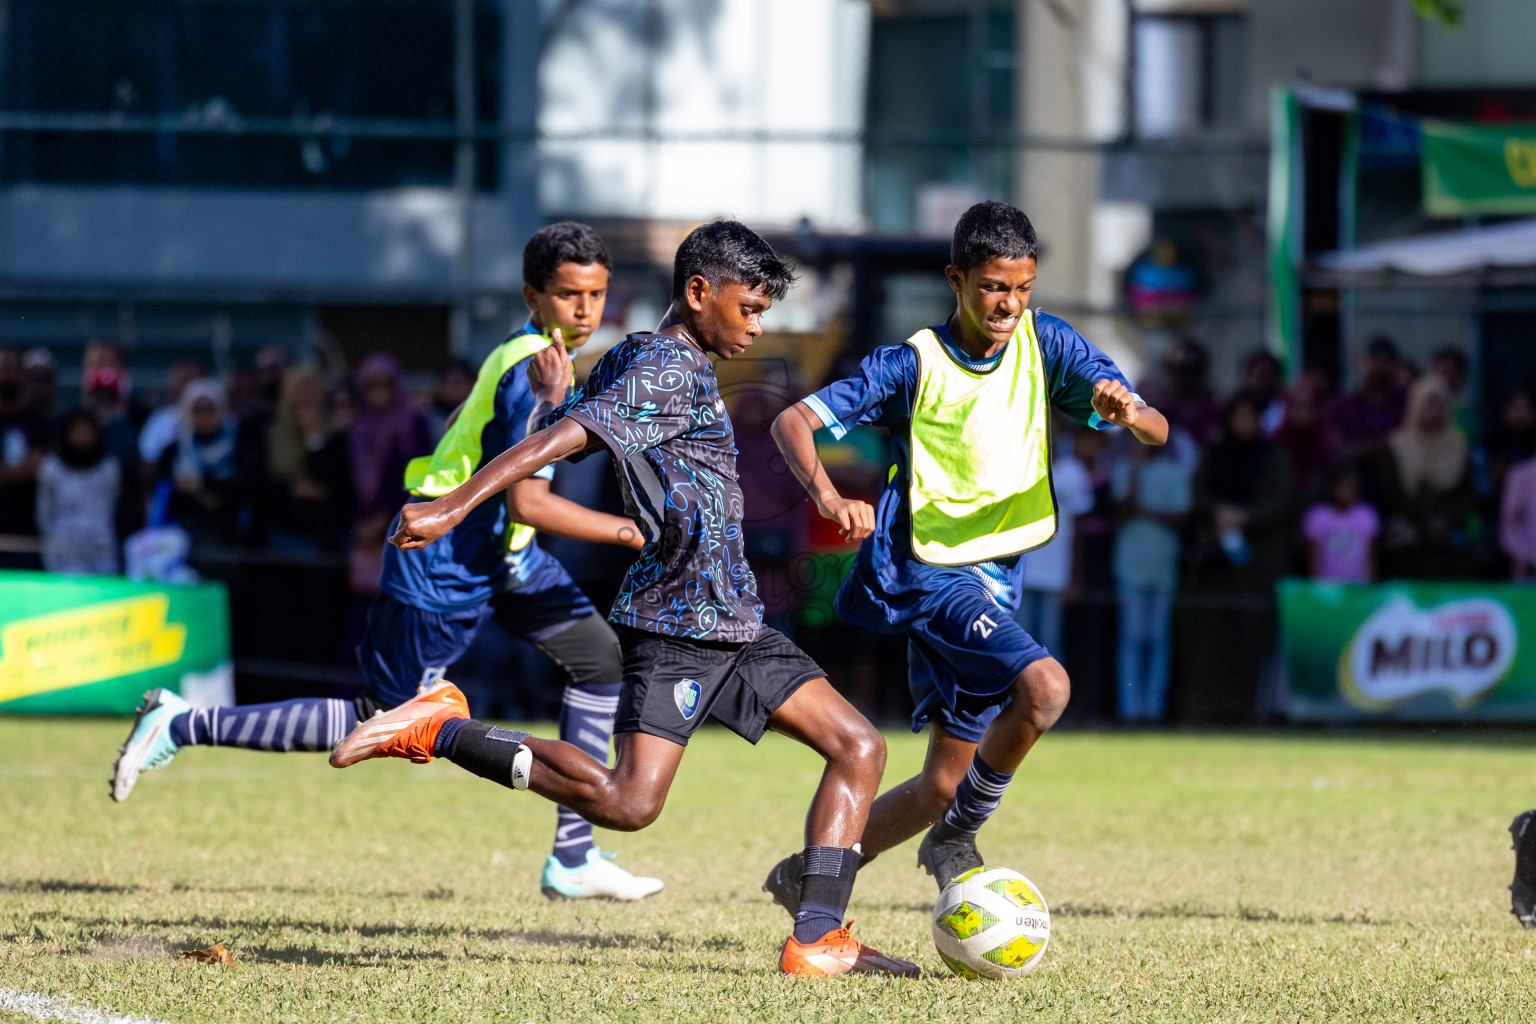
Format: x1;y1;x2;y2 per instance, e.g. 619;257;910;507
680;276;771;360
946;256;1036;348
524;261;610;349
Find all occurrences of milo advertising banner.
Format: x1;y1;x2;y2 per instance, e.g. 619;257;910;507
1280;579;1536;722
0;572;232;715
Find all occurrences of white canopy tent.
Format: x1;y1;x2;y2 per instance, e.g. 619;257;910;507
1316;218;1536;277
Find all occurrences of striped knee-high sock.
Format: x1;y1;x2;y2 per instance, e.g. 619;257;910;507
552;682;620;867
941;754;1014;835
169;698;357;752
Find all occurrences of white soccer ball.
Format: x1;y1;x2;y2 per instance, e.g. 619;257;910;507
931;866;1051;980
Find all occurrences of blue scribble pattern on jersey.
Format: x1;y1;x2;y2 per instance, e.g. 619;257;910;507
551;333;762;643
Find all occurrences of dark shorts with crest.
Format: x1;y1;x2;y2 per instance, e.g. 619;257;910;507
611;625;825;745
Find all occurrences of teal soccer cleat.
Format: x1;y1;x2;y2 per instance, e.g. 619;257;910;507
110;688;190;802
540;848;665;901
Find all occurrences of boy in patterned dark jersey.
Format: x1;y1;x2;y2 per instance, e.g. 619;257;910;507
330;221;918;978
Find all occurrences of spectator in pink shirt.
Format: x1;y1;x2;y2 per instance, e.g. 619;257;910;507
1303;464;1381;583
1499;455;1536;580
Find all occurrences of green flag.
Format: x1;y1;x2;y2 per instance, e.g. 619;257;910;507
1421;118;1536;216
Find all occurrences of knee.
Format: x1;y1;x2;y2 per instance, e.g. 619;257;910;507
1021;660;1071;731
595;790;665;833
830;718;886;775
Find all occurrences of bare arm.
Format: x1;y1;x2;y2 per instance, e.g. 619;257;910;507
390;417;592;550
508;477;644;551
770;401;875;542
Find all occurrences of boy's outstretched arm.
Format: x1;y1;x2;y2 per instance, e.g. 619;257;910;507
771;401;876;542
392;341;594;551
391;418;594;549
1091;379;1169;445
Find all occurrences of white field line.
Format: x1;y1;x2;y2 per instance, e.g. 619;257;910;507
0;987;171;1024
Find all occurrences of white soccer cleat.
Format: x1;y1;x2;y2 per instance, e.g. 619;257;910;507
110;688;191;802
540;848;665;901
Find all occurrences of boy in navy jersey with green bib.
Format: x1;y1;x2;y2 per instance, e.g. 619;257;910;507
327;221;919;977
112;223;663;901
761;202;1169;920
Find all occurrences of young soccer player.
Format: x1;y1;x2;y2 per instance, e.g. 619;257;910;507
329;220;919;977
760;200;1169;909
112;222;665;901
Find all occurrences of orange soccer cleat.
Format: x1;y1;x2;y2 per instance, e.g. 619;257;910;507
329;680;469;768
780;920;920;978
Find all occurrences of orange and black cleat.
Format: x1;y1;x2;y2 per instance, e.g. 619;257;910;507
329;680;469;768
780;921;920;978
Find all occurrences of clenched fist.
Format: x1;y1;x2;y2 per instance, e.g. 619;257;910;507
817;492;876;542
1090;379;1140;429
390;500;466;550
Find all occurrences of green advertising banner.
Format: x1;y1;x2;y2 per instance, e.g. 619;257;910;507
0;572;231;715
1421;118;1536;216
1280;579;1536;722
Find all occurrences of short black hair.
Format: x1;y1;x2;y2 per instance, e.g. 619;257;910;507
951;200;1039;273
672;220;795;303
523;221;612;290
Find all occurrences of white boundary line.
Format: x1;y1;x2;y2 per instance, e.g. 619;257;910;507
0;987;170;1024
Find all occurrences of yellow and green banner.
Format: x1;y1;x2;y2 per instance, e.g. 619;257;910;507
1421;118;1536;216
1280;579;1536;721
0;572;231;715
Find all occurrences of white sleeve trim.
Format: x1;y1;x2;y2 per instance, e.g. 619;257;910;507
533;464;556;481
802;394;848;441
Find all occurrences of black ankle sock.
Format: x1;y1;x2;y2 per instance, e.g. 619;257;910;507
443;721;529;790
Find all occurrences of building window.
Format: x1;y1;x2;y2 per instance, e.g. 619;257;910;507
1;0;502;189
1132;11;1246;138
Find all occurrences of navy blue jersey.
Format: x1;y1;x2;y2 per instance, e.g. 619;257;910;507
549;332;762;643
805;313;1137;634
380;326;570;613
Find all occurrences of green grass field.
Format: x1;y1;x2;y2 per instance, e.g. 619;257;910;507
2;719;1534;1023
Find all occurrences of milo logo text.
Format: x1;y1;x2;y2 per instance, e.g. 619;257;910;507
1340;596;1516;710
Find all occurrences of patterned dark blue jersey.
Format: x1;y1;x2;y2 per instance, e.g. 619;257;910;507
549;332;762;642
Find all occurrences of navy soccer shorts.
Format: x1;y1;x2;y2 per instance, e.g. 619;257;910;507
356;577;599;709
906;582;1051;744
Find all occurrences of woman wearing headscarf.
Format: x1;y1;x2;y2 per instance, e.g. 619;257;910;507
37;408;121;575
266;366;352;551
346;353;431;595
153;378;245;546
1179;393;1296;723
1380;376;1474;579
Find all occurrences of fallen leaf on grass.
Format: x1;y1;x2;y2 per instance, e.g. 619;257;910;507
180;944;235;966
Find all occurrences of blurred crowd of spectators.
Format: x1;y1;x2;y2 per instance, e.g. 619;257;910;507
1011;336;1536;725
0;340;476;592
5;333;1534;724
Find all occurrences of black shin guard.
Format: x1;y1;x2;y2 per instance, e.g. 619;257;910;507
798;846;860;914
443;721;530;790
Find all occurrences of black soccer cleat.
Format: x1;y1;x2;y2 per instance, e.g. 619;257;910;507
761;852;803;916
917;821;984;889
1511;810;1536;929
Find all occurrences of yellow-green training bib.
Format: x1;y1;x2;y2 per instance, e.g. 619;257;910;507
905;312;1057;566
403;331;553;554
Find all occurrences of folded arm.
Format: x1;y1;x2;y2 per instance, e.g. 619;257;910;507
508;477;644;551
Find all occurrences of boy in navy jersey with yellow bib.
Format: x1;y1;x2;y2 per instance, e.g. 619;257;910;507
761;202;1169;920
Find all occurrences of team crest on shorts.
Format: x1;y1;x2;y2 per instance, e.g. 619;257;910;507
674;678;701;720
